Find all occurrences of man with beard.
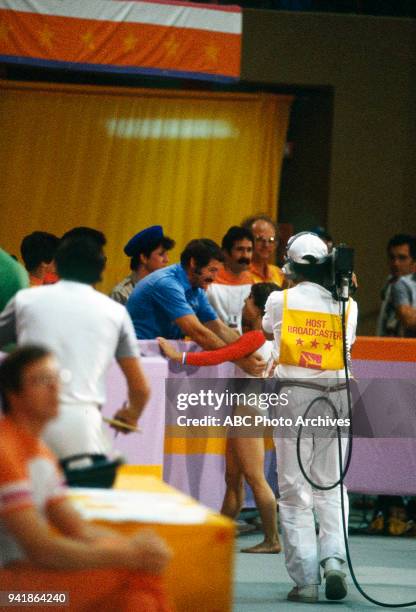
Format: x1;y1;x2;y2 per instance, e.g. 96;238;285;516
127;238;265;376
207;226;254;333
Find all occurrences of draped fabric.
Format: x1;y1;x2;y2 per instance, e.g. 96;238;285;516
0;81;292;293
0;0;242;82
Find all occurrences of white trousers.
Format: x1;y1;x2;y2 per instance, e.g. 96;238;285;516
274;385;349;587
42;402;112;460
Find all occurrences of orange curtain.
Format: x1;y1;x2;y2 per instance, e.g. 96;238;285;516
0;80;292;293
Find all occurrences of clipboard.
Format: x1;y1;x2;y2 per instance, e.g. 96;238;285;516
103;417;141;433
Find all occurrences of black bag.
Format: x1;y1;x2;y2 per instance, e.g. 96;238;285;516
60;454;123;488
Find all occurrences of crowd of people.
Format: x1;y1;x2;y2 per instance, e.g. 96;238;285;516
0;219;415;606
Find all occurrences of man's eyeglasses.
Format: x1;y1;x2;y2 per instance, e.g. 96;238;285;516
254;236;276;245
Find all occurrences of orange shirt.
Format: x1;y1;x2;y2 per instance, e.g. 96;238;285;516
29;272;59;286
29;274;43;287
250;262;285;287
0;417;66;566
214;267;254;286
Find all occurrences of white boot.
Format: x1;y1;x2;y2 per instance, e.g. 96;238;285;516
323;558;347;601
287;585;319;603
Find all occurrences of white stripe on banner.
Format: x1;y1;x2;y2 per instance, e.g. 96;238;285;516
0;0;242;34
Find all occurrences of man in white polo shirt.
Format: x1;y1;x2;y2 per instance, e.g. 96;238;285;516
207;226;254;332
263;232;357;604
0;231;149;459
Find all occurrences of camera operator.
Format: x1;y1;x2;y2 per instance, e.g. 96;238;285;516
262;232;358;604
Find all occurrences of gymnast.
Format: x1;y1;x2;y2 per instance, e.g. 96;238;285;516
158;282;281;554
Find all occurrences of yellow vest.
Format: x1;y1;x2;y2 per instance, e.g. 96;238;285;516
279;290;351;371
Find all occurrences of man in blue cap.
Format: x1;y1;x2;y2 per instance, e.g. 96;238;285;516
111;225;175;305
126;238;266;376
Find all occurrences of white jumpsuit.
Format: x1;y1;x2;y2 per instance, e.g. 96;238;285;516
263;281;357;587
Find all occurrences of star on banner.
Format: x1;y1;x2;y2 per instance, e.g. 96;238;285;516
204;44;219;64
164;34;179;58
39;24;54;49
296;338;304;346
123;33;138;52
324;342;333;351
310;339;319;349
81;31;96;51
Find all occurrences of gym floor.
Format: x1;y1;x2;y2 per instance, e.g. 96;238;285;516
234;532;416;610
233;504;416;611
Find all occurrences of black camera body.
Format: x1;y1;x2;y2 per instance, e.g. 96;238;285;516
327;244;355;302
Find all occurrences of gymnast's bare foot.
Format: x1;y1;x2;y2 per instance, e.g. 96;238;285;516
240;540;281;554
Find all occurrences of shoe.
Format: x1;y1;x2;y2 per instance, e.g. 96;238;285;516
287;585;318;603
325;570;347;600
324;558;348;601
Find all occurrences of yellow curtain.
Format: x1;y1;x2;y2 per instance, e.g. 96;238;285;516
0;81;292;293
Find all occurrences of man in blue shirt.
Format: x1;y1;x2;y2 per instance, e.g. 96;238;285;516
127;239;265;376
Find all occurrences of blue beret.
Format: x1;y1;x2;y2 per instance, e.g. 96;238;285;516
124;225;164;257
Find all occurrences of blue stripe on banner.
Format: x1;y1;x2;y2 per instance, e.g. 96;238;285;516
0;55;240;83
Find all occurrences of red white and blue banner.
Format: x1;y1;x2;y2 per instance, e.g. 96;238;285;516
0;0;242;82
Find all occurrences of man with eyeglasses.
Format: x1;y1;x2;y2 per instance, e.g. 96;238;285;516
241;214;286;288
376;234;416;336
0;346;172;611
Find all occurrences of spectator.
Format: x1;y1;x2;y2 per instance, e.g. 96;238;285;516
207;226;254;332
0;232;150;459
127;238;266;377
241;214;286;287
61;226;106;245
111;226;175;305
377;234;416;336
20;231;60;286
0;345;172;611
0;247;29;312
391;246;416;338
370;235;416;535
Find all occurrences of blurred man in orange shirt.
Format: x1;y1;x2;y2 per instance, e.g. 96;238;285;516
0;345;172;611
